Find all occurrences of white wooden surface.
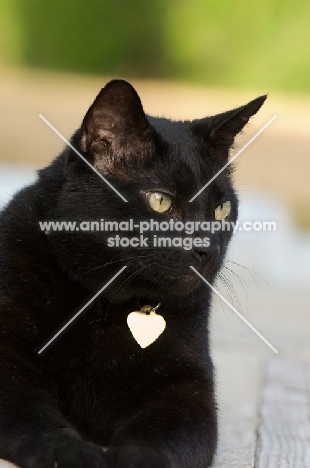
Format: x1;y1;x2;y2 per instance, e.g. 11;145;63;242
211;352;260;467
255;359;310;468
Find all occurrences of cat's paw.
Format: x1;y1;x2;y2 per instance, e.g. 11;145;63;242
105;444;170;468
34;438;106;468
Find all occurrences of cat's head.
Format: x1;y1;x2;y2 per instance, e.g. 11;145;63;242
49;80;266;301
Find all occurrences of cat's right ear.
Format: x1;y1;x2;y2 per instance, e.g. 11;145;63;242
79;80;152;156
191;95;267;154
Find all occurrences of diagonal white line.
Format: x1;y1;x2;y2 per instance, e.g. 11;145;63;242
189;115;277;202
190;266;278;353
38;266;127;354
39;114;128;203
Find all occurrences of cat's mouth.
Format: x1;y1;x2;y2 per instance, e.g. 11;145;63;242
166;273;196;282
152;270;203;295
170;276;203;296
133;258;217;291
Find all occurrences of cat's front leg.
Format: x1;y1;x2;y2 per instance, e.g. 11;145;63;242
0;399;108;468
104;445;170;468
0;348;107;468
105;378;217;468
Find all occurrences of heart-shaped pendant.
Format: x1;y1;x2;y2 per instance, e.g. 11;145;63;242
127;304;166;348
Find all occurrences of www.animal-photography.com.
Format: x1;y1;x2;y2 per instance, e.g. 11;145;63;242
0;2;310;467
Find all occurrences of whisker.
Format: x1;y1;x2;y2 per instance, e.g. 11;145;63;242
226;258;269;287
223;265;250;298
217;271;242;312
215;272;231;318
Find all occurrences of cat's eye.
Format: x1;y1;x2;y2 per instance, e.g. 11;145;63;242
215;201;231;220
149;192;172;213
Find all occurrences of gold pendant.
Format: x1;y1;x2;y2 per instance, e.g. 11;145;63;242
127;303;166;348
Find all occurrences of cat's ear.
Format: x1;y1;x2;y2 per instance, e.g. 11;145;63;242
80;79;151;154
191;95;267;152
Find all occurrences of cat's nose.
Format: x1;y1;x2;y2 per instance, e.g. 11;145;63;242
192;242;220;262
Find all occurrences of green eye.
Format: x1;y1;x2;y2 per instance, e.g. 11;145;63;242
149;192;172;213
215;201;231;220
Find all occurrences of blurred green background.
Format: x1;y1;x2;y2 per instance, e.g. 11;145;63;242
1;0;310;93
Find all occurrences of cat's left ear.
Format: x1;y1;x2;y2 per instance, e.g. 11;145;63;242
191;95;267;153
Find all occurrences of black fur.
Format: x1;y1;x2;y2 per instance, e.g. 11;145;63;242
0;80;266;467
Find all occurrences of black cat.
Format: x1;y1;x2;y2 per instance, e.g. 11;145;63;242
0;80;266;468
